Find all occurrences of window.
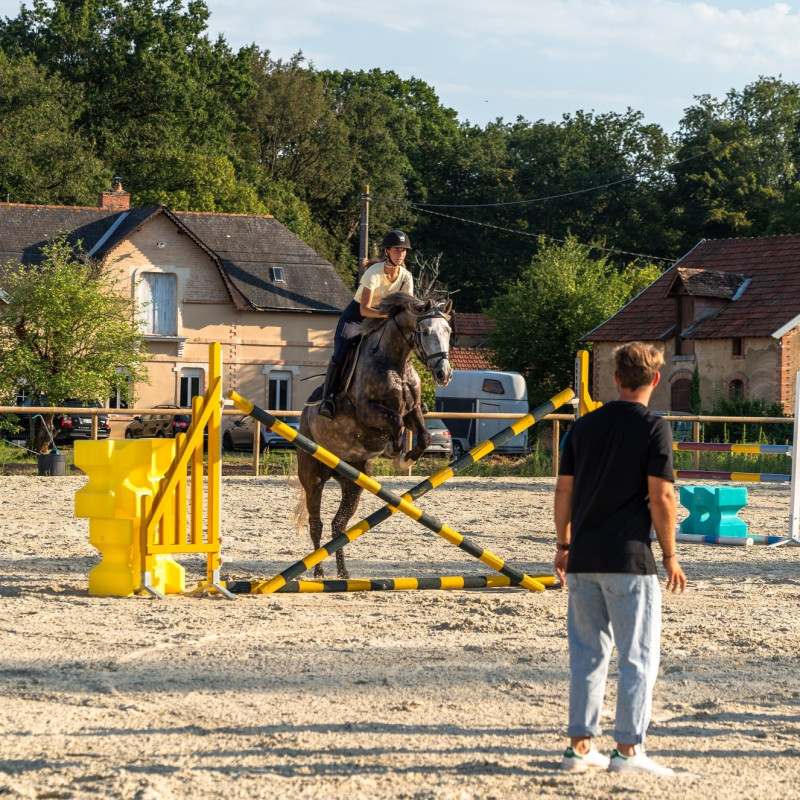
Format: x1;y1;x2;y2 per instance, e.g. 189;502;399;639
675;295;695;356
482;378;505;395
269;372;291;410
271;267;286;283
139;272;177;335
729;379;744;400
180;369;203;407
732;337;743;356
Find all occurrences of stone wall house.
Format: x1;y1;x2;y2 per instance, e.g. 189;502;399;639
0;182;353;412
582;235;800;414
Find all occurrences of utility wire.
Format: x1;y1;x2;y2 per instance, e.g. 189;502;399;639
369;106;800;265
372;106;800;211
404;202;676;265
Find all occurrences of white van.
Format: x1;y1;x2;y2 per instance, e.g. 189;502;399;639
434;370;529;458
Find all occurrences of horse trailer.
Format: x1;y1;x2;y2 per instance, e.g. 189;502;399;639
434;370;529;458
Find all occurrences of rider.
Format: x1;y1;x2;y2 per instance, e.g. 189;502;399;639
318;230;415;419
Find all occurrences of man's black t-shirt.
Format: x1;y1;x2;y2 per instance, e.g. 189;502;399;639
558;401;674;575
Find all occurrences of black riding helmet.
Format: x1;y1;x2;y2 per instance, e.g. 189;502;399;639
381;230;412;250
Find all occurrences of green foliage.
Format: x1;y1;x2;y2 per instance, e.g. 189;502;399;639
134;152;268;213
702;393;788;445
0;52;107;204
411;355;435;410
690;365;702;414
0;0;255;197
0;236;150;443
486;235;662;406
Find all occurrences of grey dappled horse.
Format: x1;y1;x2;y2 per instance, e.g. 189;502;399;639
298;293;453;578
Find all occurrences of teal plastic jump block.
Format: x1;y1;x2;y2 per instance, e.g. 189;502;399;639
679;485;748;537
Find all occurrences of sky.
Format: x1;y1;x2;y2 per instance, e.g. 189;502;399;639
2;0;800;133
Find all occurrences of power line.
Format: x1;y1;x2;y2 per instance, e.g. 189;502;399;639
369;106;800;265
372;106;800;211
404;202;675;265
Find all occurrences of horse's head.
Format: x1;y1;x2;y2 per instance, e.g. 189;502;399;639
409;297;453;387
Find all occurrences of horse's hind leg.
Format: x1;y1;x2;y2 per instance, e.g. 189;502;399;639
331;476;366;579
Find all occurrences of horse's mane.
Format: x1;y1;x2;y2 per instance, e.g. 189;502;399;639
361;292;449;335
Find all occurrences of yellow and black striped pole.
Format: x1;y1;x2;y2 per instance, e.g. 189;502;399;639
226;388;574;593
226;573;557;594
250;387;574;594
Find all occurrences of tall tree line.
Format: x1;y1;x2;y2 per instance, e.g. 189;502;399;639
2;0;800;312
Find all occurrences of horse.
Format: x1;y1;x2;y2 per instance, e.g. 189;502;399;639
297;292;453;578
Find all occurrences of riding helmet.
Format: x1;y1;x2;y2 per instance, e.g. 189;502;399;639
381;230;412;250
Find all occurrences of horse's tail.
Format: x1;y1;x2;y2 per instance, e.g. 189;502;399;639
289;475;309;535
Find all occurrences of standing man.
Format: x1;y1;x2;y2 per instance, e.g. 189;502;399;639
554;342;687;775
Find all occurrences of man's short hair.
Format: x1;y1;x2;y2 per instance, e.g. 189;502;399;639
614;342;664;389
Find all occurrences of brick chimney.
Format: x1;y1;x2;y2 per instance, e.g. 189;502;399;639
98;176;130;211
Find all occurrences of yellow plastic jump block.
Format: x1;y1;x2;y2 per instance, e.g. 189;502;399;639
75;439;185;597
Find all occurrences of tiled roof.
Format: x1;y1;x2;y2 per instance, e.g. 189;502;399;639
0;203;352;315
584;235;800;342
670;267;748;299
453;312;496;335
449;347;494;370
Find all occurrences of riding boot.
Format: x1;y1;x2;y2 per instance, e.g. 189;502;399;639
318;359;340;419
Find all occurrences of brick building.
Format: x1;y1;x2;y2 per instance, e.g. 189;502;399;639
583;235;800;414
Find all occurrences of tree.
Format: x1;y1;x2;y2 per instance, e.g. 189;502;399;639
0;0;255;196
0;236;150;447
0;52;107;204
486;236;661;406
672;77;800;248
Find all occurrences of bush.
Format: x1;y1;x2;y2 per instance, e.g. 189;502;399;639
702;395;789;444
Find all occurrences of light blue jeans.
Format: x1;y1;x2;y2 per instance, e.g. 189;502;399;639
566;572;662;745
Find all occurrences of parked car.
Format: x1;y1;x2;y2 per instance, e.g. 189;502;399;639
411;417;453;457
17;397;111;443
222;415;300;451
125;405;192;439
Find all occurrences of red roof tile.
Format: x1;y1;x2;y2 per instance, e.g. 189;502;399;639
449;347;494;370
453;312;496;336
584;235;800;341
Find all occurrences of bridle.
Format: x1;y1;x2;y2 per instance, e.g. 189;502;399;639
392;306;451;375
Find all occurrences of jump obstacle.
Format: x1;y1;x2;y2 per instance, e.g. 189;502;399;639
226;386;576;593
226;386;575;594
74;342;577;598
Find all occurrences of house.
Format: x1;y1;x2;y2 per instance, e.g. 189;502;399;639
0;181;353;411
582;235;800;414
449;312;495;371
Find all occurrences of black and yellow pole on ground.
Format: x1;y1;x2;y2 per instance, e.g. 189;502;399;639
226;573;557;594
249;387;574;594
226;387;575;594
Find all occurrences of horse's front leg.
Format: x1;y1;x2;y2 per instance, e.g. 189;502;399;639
394;404;430;468
331;475;367;579
298;451;327;578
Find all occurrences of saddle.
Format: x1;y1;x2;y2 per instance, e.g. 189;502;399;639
338;335;364;396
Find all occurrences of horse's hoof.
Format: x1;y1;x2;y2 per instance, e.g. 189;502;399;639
313;566;325;579
337;570;350;580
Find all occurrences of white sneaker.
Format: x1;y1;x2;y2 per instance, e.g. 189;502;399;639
608;747;674;775
560;745;611;772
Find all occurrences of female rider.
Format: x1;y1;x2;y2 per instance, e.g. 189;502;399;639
318;230;414;419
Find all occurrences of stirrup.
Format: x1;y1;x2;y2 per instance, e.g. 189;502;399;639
318;398;336;419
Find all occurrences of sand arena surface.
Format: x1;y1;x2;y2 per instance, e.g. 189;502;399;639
1;474;800;799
